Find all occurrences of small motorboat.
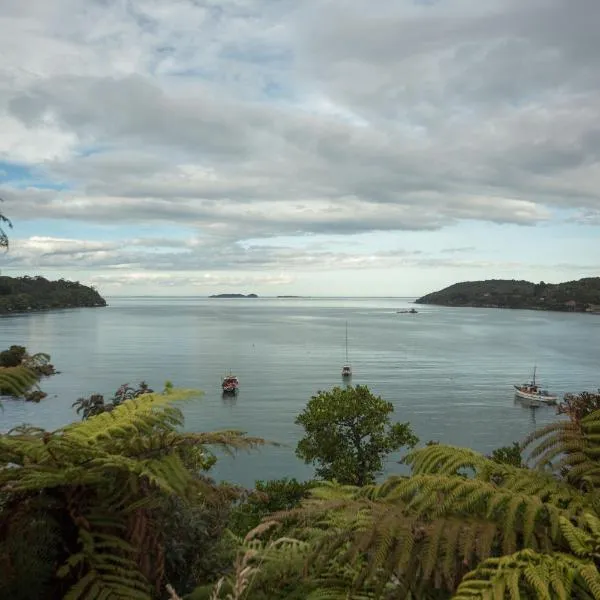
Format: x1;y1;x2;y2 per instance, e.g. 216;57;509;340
514;367;557;404
221;374;239;394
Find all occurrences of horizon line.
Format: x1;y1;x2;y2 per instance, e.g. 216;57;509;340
105;294;421;299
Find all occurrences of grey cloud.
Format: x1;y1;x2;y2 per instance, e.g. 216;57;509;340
300;0;600;106
5;235;597;282
2;186;548;241
1;0;600;263
8;75;259;158
3;235;425;273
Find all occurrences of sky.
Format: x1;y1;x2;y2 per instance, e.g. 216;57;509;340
0;0;599;297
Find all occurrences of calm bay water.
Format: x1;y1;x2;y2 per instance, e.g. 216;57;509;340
1;297;599;486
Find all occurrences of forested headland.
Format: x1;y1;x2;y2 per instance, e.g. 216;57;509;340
416;277;600;313
0;275;107;314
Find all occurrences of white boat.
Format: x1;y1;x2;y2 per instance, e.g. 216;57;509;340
514;367;557;404
342;321;352;378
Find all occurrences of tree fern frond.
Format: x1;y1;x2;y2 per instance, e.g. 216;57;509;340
262;462;595;598
1;385;267;599
560;516;593;557
406;444;489;477
453;549;597;600
0;365;39;396
579;564;600;599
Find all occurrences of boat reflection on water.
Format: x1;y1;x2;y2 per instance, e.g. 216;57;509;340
222;391;238;406
513;395;551;427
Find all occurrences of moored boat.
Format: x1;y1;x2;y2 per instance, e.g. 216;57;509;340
221;374;239;394
342;321;352;378
514;367;557;404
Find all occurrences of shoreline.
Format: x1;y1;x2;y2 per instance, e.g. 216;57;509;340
415;301;600;315
0;303;107;316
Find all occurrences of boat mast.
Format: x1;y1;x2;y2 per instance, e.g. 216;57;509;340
533;365;537;385
345;321;349;363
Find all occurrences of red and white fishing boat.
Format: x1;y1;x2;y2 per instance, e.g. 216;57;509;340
221;374;239;394
514;366;557;405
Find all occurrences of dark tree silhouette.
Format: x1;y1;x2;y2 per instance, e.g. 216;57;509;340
0;198;11;250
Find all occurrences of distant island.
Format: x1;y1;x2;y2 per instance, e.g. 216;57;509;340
0;276;107;314
277;295;302;298
209;293;258;298
415;277;600;313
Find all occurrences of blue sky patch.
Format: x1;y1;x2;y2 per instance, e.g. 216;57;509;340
0;161;69;191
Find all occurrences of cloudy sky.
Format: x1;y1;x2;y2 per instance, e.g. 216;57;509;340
0;0;599;297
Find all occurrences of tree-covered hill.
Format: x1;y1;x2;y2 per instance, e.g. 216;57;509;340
415;277;600;313
0;275;107;314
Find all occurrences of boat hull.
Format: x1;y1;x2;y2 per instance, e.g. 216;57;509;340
514;386;557;404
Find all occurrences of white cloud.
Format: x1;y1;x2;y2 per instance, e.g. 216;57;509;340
0;0;599;293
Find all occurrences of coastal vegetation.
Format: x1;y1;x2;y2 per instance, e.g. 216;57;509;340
3;377;600;598
0;275;107;314
211;387;600;600
416;277;600;313
0;345;57;401
73;381;155;419
295;385;418;486
0;384;265;599
227;477;318;537
0;200;11;250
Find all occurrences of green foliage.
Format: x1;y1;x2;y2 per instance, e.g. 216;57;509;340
161;489;238;596
188;538;318;600
0;386;266;599
0;365;40;397
523;404;600;490
488;442;523;468
228;478;318;537
243;396;600;599
0;200;11;250
0;344;27;367
0;345;57;401
73;381;155;419
0;275;107;314
295;385;418;486
0;344;55;374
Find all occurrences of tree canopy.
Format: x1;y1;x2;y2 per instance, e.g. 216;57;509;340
0;275;107;313
295;385;418;486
